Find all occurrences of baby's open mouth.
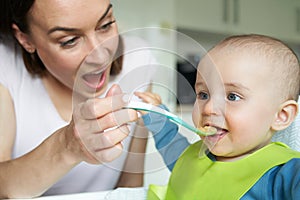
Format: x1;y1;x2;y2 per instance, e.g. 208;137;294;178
205;127;228;142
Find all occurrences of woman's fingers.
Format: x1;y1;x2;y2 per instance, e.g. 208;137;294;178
76;125;129;162
105;84;122;97
76;108;137;133
96;109;137;131
93;143;124;163
76;109;138;134
76;93;130;120
69;84;139;164
86;125;129;151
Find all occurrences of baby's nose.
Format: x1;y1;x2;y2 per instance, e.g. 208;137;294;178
202;98;224;116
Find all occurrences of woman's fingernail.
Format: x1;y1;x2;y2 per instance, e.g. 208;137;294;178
137;112;142;118
122;94;130;103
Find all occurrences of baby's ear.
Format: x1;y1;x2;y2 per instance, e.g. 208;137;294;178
271;100;298;131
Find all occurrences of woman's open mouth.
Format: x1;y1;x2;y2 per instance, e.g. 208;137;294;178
82;68;107;90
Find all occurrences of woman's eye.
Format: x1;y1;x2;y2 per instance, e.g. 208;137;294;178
98;20;116;31
227;93;241;101
197;91;209;100
60;37;78;48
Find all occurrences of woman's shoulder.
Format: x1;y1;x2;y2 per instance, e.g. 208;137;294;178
121;35;150;50
121;35;156;63
0;38;23;67
115;35;157;86
0;37;26;90
0;37;18;53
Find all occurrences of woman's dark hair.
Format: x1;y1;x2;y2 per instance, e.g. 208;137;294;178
0;0;34;36
0;0;123;77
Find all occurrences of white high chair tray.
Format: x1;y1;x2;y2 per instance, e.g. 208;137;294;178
7;187;147;200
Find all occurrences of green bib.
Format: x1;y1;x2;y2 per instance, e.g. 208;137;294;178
147;141;300;200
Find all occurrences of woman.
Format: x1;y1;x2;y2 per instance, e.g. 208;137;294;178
0;0;155;198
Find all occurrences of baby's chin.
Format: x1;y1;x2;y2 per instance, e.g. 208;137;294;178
209;149;250;162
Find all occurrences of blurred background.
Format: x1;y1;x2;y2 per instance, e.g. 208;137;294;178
111;0;300;186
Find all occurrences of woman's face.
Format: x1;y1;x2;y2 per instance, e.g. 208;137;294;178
26;0;119;98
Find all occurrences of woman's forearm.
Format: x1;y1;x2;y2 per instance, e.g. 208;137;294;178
0;127;80;199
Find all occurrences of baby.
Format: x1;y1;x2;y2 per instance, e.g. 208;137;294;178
138;34;300;199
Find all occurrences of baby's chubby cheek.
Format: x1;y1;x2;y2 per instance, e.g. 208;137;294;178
192;104;201;126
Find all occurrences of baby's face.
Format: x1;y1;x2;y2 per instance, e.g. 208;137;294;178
192;49;282;161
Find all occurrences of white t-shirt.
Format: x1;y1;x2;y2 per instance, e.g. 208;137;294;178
0;36;156;195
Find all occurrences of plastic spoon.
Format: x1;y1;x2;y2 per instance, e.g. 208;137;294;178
124;101;217;136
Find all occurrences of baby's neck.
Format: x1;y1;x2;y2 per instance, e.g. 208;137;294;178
215;154;249;162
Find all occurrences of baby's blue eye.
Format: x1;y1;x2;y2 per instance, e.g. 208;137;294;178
227;93;241;101
197;92;209;100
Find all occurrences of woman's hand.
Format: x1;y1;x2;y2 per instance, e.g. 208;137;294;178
65;84;138;164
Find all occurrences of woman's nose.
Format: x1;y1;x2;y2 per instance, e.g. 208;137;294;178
86;33;104;51
84;44;109;65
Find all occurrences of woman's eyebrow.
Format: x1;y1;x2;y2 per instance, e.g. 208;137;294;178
47;4;113;35
99;3;113;22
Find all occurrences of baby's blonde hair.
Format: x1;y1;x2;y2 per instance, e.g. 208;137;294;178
214;34;300;101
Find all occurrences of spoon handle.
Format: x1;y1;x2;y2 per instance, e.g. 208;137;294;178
124;101;215;136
